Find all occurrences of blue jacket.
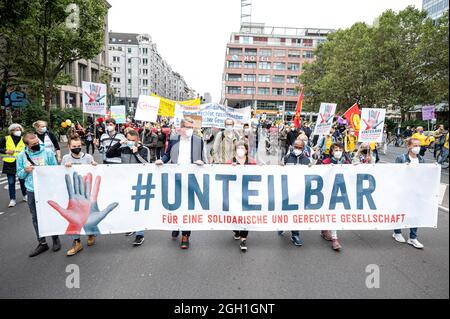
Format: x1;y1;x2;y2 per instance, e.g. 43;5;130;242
395;153;425;164
16;146;57;192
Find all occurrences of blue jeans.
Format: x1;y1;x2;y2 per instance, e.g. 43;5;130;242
394;228;418;239
439;147;449;164
7;174;27;200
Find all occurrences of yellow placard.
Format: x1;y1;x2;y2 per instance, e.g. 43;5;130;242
152;93;201;117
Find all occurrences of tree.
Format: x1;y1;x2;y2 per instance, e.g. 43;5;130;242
16;0;108;110
299;6;449;120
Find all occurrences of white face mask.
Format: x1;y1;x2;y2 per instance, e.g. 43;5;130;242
185;128;193;137
225;125;234;131
236;149;246;158
13;131;22;137
411;146;421;155
244;128;250;135
107;125;115;132
293;149;303;156
333;151;343;160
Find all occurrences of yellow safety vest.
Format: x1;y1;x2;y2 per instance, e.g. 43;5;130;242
2;135;25;163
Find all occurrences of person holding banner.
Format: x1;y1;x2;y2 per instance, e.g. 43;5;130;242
155;117;206;249
106;128;151;246
392;138;425;249
226;140;256;252
16;133;61;257
94;118;125;164
344;128;357;157
319;142;351;251
278;139;311;246
61;134;98;256
316;128;336;161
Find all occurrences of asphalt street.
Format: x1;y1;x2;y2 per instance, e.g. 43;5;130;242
0;142;448;299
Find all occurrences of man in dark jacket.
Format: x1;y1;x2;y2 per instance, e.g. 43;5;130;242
155;117;206;249
143;126;158;162
106;129;151;246
280;139;310;246
287;124;300;147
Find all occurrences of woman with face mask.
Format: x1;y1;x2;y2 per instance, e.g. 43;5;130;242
33;120;61;163
60;134;98;256
226;140;256;252
0;124;28;207
392;138;425;249
318;142;351;251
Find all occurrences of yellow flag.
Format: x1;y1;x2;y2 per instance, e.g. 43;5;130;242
152;93;201;117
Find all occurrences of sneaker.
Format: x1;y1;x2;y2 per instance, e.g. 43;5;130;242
8;199;16;207
277;231;284;236
321;230;332;241
23;195;28;202
52;237;61;252
392;233;406;243
240;240;247;252
180;235;190;249
407;238;424;249
29;243;49;257
133;235;145;246
172;230;180;240
233;232;240;240
332;239;342;251
125;232;134;236
87;235;96;246
67;240;83;256
291;235;303;246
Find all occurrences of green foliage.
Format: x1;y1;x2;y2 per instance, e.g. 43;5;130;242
299;6;449;120
17;104;50;131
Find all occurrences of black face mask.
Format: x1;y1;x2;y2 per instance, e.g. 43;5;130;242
30;144;40;152
71;147;82;155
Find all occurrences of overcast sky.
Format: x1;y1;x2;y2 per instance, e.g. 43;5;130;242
107;0;423;102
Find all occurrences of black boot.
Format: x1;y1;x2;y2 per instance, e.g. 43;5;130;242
29;242;49;257
52;236;61;252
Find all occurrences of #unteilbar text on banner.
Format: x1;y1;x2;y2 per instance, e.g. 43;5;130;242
33;164;440;237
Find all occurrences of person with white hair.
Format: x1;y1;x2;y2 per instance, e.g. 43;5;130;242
0;123;28;207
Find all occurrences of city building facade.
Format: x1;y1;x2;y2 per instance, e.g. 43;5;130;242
422;0;449;20
221;22;334;120
108;32;196;112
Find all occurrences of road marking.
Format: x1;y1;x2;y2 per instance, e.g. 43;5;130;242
0;212;5;216
0;180;8;185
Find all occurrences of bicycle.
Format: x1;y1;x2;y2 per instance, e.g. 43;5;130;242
436;148;449;169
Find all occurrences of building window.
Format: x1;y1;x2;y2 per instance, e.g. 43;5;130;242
227;74;242;81
303;51;314;59
128;79;131;84
243;74;256;82
258;62;271;70
272;75;285;83
243;87;256;95
272;88;284;96
227;61;242;68
142;48;148;55
240;36;253;44
245;48;257;56
113;56;120;62
128;48;132;53
286;88;297;96
291;38;302;46
226;86;241;94
258;87;270;95
288;63;300;71
228;48;242;55
143;79;148;86
273;62;286;70
142;68;148;75
258;75;270;83
258;49;272;57
244;61;256;69
128;68;131;74
274;50;286;57
288;50;301;58
142;58;148;65
287;75;298;83
128;58;132;64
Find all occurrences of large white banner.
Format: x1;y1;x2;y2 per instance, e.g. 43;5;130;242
82;81;107;115
201;103;251;129
313;103;337;136
358;108;386;143
134;95;160;122
33;164;440;237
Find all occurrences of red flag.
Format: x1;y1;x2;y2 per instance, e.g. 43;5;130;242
293;87;304;129
342;103;361;137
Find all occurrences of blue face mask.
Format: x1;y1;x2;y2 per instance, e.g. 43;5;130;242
127;141;135;148
40;127;47;134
